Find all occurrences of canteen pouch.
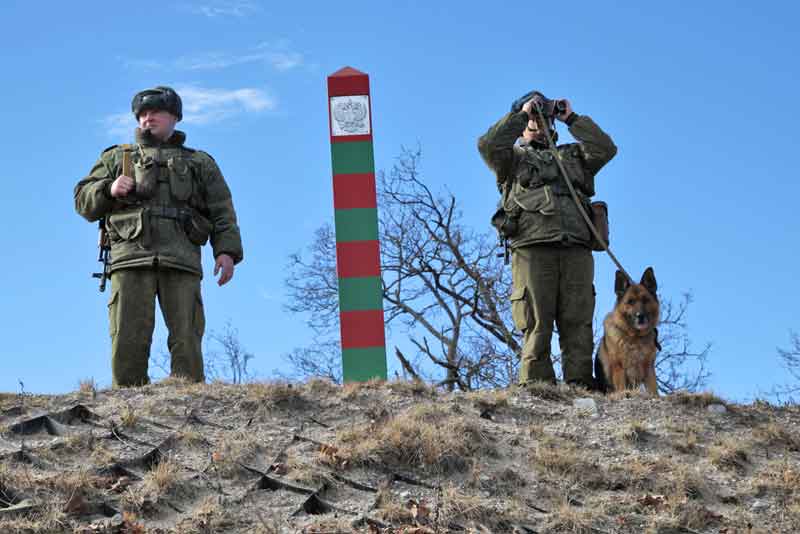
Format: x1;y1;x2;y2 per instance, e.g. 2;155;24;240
168;157;193;201
589;201;609;251
133;157;158;200
184;210;213;246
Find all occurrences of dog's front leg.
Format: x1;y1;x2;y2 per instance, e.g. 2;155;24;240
644;368;659;397
610;364;627;393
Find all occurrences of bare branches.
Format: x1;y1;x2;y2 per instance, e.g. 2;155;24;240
284;224;340;336
282;340;343;384
207;321;255;384
282;146;710;394
148;321;255;384
771;331;800;402
377;147;518;390
654;293;711;394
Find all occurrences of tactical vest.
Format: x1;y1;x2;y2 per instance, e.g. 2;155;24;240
104;143;213;273
503;143;596;248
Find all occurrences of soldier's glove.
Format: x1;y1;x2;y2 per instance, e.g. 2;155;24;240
510;90;540;114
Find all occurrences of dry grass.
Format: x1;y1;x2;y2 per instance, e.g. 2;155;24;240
0;501;68;534
440;485;518;530
647;499;725;532
373;489;416;525
89;442;115;465
4;379;800;533
540;495;603;533
530;435;590;480
46;469;105;497
386;379;437;397
175;496;239;533
211;430;262;477
709;439;750;473
329;403;494;474
119;402;138;428
666;420;702;454
669;390;727;409
153;376;194;389
608;388;653;402
140;395;181;417
144;455;182;496
244;381;304;407
469;464;527;496
520;381;575;402
340;378;386;400
618;419;650;443
752;422;800;451
466;388;510;410
285;451;335;489
752;459;800;502
77;378;97;399
300;516;355;533
61;431;95;453
177;428;208;446
304;378;339;397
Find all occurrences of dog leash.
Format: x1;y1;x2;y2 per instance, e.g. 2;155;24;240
534;104;634;285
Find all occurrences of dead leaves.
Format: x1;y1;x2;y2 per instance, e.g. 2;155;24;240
637;493;668;509
319;443;348;469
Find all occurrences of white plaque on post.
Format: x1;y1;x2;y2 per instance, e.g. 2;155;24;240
330;95;371;136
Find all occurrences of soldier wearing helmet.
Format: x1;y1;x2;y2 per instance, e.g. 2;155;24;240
478;92;616;389
74;86;244;387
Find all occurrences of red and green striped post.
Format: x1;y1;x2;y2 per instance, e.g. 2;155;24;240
327;66;387;382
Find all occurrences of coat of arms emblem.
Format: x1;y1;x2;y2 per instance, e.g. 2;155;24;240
330;95;370;136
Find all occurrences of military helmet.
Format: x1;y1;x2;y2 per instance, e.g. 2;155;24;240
131;86;182;121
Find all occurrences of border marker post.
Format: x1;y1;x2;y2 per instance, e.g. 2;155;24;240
327;66;387;382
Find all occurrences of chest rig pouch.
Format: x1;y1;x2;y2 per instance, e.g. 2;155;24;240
133;150;158;200
509;147;558;216
167;156;193;201
167;154;213;246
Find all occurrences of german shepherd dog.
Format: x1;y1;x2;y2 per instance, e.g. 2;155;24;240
595;267;661;396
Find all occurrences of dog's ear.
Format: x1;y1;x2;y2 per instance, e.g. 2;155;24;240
641;267;657;297
614;270;629;299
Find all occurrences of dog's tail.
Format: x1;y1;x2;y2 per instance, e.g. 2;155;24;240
594;347;608;394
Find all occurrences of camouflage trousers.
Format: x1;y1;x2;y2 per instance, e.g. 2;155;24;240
108;268;205;387
511;244;595;387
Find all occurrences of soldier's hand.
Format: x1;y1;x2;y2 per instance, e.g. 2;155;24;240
521;98;536;119
214;254;235;286
110;175;135;198
555;99;573;122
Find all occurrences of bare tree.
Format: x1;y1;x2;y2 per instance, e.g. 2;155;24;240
207;321;255;384
285;147;710;392
771;331;800;402
150;321;256;384
282;339;343;384
379;147;521;390
652;293;711;393
285;224;339;337
286;148;518;390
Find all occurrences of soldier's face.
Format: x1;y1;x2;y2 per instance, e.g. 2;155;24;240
138;109;178;141
523;118;546;143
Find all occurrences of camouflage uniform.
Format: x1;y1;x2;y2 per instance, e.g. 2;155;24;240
478;110;616;387
75;128;243;387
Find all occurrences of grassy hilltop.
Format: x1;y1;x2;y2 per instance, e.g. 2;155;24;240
0;379;798;533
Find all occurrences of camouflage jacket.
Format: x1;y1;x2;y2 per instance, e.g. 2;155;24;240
74;129;244;276
478;111;617;249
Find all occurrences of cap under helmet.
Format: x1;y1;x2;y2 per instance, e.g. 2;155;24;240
131;86;183;121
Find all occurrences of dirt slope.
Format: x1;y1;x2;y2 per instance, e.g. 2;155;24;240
1;379;798;533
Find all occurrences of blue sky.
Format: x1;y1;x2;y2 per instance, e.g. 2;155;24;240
1;1;797;401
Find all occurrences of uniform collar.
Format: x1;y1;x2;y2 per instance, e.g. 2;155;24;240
135;128;187;148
